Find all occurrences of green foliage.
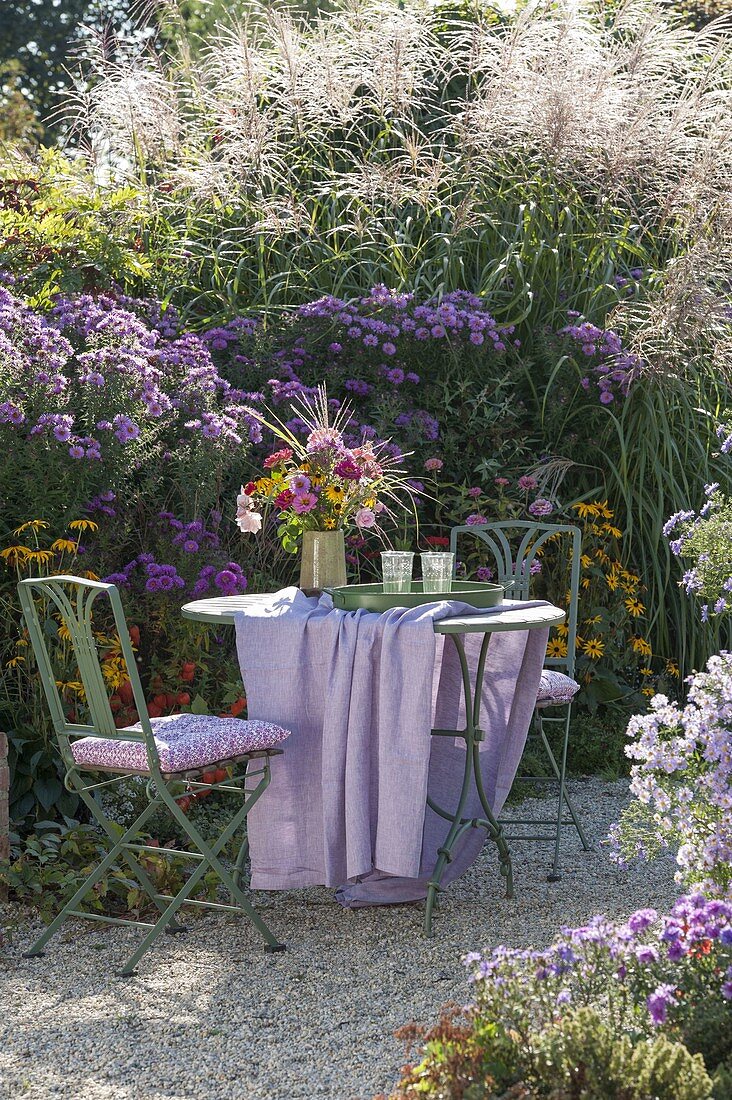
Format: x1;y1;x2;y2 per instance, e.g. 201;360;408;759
388;1007;715;1099
712;1060;732;1100
674;0;732;28
591;378;730;675
0;152;150;306
0;822;219;923
679;998;732;1080
535;1008;713;1100
0;61;43;148
4;729;79;824
386;1006;522;1099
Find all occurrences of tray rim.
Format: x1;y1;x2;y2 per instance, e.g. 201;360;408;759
325;579;505;610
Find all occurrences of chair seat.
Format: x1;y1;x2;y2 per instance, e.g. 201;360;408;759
71;713;291;775
536;669;580;707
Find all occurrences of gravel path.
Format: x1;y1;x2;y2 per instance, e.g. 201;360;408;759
0;779;679;1100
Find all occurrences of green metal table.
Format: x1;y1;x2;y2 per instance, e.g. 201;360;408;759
181;595;565;934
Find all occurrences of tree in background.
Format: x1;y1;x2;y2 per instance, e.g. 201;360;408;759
0;60;43;147
0;0;147;143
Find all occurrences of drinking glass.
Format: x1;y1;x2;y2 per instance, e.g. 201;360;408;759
420;551;455;594
381;551;414;593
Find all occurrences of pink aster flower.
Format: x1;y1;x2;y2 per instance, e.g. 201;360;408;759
424;458;444;472
494;477;510;487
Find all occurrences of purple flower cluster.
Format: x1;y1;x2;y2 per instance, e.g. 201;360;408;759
208;286;515;453
102;508;246;601
559;313;643;404
664;470;732;619
0;287;265;465
158;512;221;556
192;562;247;597
85;489;117;517
104;555;185;593
464;894;732;1034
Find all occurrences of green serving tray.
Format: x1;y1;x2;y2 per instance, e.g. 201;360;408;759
326;580;504;613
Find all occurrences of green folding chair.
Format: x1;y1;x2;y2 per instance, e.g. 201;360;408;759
450;522;593;879
18;575;290;976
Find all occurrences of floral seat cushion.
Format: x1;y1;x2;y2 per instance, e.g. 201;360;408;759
71;713;291;774
536;669;580;708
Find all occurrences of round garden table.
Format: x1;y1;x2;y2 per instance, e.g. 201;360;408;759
181;594;565;934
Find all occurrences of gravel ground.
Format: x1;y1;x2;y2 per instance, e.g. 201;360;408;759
0;778;679;1100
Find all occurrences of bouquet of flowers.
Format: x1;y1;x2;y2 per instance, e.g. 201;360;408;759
235;386;419;552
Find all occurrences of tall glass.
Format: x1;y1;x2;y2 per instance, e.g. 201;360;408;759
381;551;414;593
420;551;455;594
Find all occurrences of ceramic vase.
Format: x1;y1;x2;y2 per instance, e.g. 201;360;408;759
299;530;347;594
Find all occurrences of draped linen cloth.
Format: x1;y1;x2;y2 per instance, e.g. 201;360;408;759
234;587;549;906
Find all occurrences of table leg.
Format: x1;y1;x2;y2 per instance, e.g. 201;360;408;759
424;632;514;936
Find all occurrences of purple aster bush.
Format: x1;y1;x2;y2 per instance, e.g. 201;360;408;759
610;652;732;898
104;511;247;602
0;286;259;527
558;312;643;405
206;285;522;484
459;895;732;1084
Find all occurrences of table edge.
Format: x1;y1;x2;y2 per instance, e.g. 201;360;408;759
181;600;566;632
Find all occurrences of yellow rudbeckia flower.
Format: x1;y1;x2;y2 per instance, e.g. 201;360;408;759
13;520;50;534
624;597;645;618
572;502;601;519
51;539;78;554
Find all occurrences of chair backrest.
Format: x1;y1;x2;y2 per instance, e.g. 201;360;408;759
450;521;582;677
17;575;160;773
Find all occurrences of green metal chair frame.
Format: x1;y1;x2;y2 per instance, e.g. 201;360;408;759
450;522;593;879
18;575;286;976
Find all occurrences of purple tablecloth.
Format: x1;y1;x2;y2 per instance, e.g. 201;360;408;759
235;587;549;906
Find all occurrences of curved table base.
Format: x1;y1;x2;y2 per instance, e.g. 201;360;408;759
424;631;514;936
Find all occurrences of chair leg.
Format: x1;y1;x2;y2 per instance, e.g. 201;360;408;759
119;774;285;977
233;836;249;895
80;784;187;932
23;800;160;959
537;708;593;881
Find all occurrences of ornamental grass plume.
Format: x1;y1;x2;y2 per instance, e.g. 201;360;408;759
70;0;732;227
